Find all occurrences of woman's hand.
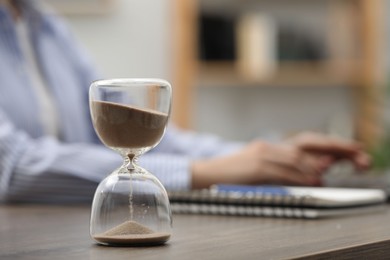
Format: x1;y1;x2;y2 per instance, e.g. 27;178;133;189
191;132;371;189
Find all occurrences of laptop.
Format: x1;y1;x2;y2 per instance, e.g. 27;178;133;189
323;168;390;201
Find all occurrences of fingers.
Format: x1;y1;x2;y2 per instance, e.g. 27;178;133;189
260;143;330;176
288;132;371;169
297;136;360;154
251;142;325;186
352;152;371;170
298;154;333;175
259;160;322;186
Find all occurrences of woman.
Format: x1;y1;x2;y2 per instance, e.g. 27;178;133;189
0;0;370;203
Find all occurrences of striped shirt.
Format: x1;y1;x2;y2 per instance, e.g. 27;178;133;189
0;0;242;203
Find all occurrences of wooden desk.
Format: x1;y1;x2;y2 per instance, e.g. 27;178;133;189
0;204;389;260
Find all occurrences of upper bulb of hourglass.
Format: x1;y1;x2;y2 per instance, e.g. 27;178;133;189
91;100;169;159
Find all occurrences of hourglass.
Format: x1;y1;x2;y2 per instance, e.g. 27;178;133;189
89;78;172;246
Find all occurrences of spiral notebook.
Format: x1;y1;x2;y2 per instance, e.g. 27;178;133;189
168;185;387;219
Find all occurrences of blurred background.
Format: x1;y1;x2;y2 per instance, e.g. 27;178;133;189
46;0;389;169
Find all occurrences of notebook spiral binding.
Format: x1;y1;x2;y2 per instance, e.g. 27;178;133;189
168;189;316;218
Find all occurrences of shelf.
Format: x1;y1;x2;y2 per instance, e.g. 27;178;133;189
172;0;385;147
196;60;361;88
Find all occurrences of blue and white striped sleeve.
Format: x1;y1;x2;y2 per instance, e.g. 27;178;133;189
0;109;122;203
0;106;248;202
0;109;196;202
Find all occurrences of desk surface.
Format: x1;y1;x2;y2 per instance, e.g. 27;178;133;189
1;204;390;260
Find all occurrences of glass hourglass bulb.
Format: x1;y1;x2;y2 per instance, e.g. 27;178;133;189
89;78;172;246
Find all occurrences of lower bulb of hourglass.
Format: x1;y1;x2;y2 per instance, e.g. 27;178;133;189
90;167;172;246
